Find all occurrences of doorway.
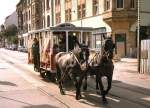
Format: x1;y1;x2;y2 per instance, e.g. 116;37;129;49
115;33;126;57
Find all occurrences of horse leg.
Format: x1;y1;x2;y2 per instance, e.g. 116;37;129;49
98;76;107;103
56;64;65;95
77;77;83;100
69;73;81;100
58;81;65;95
105;76;112;95
83;72;87;91
96;72;99;92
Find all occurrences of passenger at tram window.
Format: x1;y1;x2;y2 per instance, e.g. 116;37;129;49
68;35;80;51
59;34;66;51
73;36;80;47
68;35;74;50
53;44;59;53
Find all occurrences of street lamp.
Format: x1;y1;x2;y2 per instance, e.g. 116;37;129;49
80;0;84;43
137;0;141;72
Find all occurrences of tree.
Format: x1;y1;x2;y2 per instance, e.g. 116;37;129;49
5;24;18;44
0;24;6;47
5;24;18;37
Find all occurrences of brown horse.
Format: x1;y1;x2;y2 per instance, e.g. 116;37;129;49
55;45;89;100
83;39;115;104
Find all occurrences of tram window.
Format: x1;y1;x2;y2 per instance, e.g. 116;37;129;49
93;34;104;50
53;33;66;52
83;32;92;48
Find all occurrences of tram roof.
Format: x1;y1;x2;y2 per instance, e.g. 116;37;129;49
50;22;93;32
50;26;93;32
28;23;106;34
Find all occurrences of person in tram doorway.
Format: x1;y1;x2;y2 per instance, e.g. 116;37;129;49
68;35;80;51
32;38;40;72
59;33;66;51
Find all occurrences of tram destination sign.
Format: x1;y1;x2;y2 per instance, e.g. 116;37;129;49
92;27;106;35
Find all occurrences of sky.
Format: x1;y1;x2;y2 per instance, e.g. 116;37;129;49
0;0;20;25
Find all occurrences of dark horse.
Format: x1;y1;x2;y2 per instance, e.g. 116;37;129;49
84;37;115;104
55;45;89;100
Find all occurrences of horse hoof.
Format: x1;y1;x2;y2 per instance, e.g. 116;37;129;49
96;90;100;95
60;91;65;95
83;86;87;91
102;98;108;104
76;95;81;100
103;90;108;95
102;100;108;104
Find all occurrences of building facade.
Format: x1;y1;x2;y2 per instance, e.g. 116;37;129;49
17;0;150;58
4;11;18;28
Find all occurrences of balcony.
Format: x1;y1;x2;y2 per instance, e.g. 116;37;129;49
102;10;137;22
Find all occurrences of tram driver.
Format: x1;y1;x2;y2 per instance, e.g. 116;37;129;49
58;34;66;52
68;35;80;51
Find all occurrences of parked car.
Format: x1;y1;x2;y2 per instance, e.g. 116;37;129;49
5;44;17;50
18;46;27;52
12;44;17;50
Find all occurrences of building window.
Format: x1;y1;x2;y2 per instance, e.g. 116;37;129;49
26;12;28;21
104;0;110;11
29;10;31;20
56;13;61;24
55;0;61;24
46;0;50;9
116;0;124;9
93;0;99;16
42;1;45;12
77;0;86;19
65;0;71;22
32;4;35;16
29;24;31;31
47;15;50;27
130;0;135;9
28;0;31;5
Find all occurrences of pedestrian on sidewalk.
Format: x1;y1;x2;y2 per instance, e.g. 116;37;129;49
32;38;40;72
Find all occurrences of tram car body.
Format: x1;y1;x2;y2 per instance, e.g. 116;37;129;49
28;23;96;81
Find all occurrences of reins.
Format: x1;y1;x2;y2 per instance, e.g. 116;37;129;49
88;52;100;65
69;51;82;67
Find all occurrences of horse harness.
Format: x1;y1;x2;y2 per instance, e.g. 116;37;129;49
57;51;87;83
88;50;111;68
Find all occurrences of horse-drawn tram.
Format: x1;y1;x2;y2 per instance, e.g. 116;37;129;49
28;23;93;81
27;23;115;103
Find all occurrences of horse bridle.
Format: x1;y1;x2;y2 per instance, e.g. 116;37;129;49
102;51;110;60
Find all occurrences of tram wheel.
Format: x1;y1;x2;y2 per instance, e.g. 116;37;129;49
40;68;46;78
45;71;51;80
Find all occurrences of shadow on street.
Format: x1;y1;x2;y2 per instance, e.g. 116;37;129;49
0;81;17;86
24;105;60;108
